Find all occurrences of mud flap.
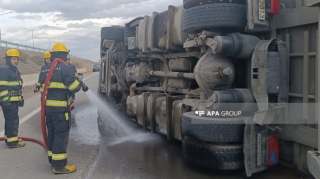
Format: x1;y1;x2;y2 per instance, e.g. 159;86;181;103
244;117;269;177
251;39;288;125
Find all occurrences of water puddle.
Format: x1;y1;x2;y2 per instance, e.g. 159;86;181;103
108;133;158;146
70;105;101;146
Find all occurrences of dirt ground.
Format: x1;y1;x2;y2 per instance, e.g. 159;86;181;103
0;46;95;75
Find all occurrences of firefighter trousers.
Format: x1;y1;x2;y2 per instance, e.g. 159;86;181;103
1;102;19;146
46;112;71;169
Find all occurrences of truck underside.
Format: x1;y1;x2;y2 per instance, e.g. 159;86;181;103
98;0;320;178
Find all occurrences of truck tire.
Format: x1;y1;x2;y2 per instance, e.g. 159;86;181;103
101;27;124;40
182;3;247;34
183;137;244;170
181;111;245;143
183;0;246;9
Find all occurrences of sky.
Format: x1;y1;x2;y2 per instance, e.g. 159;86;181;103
0;0;182;62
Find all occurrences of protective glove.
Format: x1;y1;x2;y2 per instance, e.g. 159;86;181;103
81;83;89;92
76;76;83;84
18;99;24;107
76;73;84;82
74;75;88;92
34;87;40;93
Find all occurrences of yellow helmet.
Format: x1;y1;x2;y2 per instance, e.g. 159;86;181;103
6;49;20;57
44;51;51;59
51;42;68;52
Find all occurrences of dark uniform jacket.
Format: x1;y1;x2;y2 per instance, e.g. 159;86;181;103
0;64;23;104
70;64;77;74
36;64;48;91
38;60;82;114
68;63;77;98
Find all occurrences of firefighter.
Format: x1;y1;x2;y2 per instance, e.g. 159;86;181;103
39;42;82;174
0;48;26;148
35;51;51;93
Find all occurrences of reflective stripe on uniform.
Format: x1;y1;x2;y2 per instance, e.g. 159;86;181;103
52;153;67;161
0;80;8;86
0;90;8;97
36;82;41;86
48;150;52;157
46;100;68;107
68;80;80;91
7;81;22;86
42;82;67;89
65;112;69;121
6;136;18;142
0;80;22;86
9;96;22;102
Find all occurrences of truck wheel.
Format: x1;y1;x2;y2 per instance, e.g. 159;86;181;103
183;0;246;9
101;27;124;40
183;137;244;170
182;3;247;34
181;111;245;143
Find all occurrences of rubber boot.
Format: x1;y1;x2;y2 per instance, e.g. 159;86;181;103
52;165;77;174
8;139;26;148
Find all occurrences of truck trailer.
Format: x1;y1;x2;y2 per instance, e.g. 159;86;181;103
97;0;320;178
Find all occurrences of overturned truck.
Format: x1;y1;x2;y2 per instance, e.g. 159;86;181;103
98;0;320;178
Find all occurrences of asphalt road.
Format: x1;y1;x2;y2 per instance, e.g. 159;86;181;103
0;72;306;179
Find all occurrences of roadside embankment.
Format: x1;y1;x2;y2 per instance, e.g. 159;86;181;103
0;46;95;75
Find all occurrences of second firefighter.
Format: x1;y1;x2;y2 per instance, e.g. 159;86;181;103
38;42;83;174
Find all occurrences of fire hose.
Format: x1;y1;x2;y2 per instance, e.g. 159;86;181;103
0;58;89;149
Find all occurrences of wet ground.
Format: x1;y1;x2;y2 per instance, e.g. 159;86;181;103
0;73;312;179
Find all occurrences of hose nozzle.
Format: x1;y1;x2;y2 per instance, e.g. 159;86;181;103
81;83;89;92
75;73;89;92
